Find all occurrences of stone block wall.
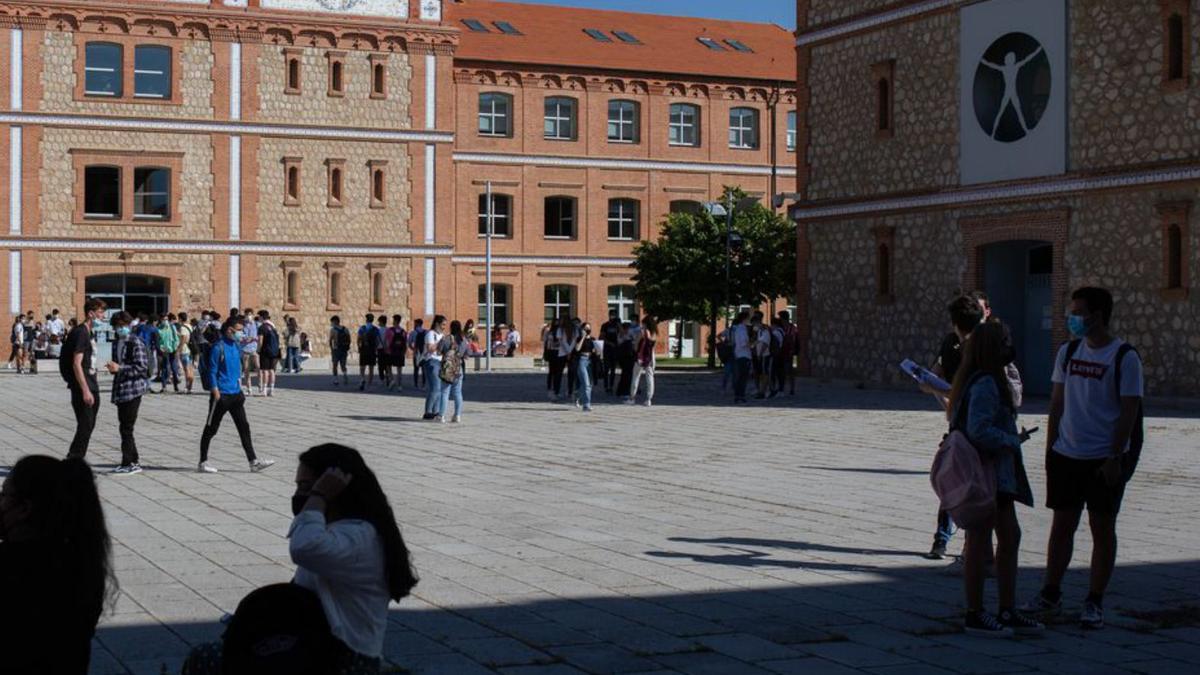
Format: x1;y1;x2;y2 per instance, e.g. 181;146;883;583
256;45;412;129
37;250;215;317
40;32;215;119
805;1;900;27
255;138;412;244
805;11;959;201
39;128;215;239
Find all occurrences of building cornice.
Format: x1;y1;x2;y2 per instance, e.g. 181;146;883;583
451;255;633;267
0;236;455;257
0;0;459;54
796;0;970;47
792;162;1200;221
0;112;454;144
454;151;798;178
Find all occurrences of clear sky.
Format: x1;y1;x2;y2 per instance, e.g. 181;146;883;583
507;0;796;29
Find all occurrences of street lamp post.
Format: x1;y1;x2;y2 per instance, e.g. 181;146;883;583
484;180;494;374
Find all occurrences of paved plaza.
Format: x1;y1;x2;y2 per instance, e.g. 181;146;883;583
1;367;1199;675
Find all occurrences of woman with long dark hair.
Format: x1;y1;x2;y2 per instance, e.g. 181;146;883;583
438;320;469;423
628;316;658;406
0;455;116;673
946;322;1040;637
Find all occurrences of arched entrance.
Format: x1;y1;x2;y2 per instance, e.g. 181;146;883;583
85;273;171;318
980;240;1054;395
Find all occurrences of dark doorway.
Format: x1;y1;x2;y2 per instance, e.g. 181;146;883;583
981;240;1053;396
85;274;170;344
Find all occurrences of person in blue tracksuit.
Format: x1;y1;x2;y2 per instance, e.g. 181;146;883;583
198;317;275;474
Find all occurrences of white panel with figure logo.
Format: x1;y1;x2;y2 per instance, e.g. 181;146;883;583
260;0;410;19
959;0;1066;185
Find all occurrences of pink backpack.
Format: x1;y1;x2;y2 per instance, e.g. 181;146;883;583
930;430;996;530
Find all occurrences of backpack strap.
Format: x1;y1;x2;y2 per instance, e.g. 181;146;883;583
1060;338;1083;375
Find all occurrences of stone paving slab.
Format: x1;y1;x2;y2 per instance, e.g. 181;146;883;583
0;368;1198;674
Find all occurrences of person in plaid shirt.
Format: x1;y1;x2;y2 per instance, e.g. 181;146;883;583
105;311;149;475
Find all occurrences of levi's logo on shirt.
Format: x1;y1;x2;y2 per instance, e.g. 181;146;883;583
1068;359;1108;380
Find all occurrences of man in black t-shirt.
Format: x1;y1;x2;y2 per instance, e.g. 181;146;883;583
62;298;107;459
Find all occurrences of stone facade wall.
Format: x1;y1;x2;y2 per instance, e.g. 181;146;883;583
37;250;215;316
40;32;215;118
256;46;412;129
253;255;412;357
805;11;959;201
256;138;411;243
806;1;907;28
1070;0;1200;171
39;128;215;239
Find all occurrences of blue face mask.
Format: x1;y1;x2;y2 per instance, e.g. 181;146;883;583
232;331;245;342
1067;314;1089;338
115;326;131;338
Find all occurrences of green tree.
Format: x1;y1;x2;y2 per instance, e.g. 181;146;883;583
631;187;797;368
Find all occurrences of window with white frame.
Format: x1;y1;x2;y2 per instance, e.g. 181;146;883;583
478;193;512;237
786;110;797;152
607;99;639;143
729;107;759;149
132;167;170;219
84;42;123;97
478;92;512;137
478;284;511;326
133;45;171;99
607;285;638;322
543;285;576;323
544;96;577;140
668;103;699;146
544;196;576;239
607;198;640;241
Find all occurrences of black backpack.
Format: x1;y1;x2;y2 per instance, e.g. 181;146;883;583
335;325;352;351
260;323;281;358
1061;339;1145;458
220;583;340;675
391;327;408;354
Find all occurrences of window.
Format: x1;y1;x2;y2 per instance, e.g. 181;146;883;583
584;29;612;42
1159;202;1192;299
613;31;641;44
669;200;703;215
84;42;122;97
371;271;384;308
725;39;753;53
478;93;512;137
729;107;759;149
544;196;576;239
133;46;171;99
84;166;121;219
544;285;576;323
327;52;346;97
370;54;388;99
544;96;577;141
478;284;511;326
368;160;387;208
873;60;896;138
478;193;512;237
283;157;301;206
1162;2;1191;89
877;244;892;297
326;159;345;207
873;225;896;303
495;21;522;35
329;271;342;308
786;110;797;152
698;37;726;51
285;269;299;309
607;285;638;322
284;48;302;95
608;198;639;240
608;100;639;143
669;103;699;146
133;167;170;220
462;19;490;32
1169;14;1185;80
1167;224;1183;288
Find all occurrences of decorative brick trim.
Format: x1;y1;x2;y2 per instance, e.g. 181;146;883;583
871;224;896;304
871;59;896;140
69;148;183;226
1160;0;1192;92
1158;200;1192;301
959;208;1071;349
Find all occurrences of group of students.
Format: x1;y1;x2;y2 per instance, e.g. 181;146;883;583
720;309;800;403
542;312;660;410
0;444;417;675
6;309;68;373
921;287;1145;637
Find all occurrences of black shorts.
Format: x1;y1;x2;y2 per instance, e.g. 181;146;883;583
360;349;377;367
1045;449;1139;516
259;355;278;371
392;353;406;369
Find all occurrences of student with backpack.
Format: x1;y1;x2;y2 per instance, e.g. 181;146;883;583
355;314;380;392
197;316;275;474
328;316;351;386
437;320;469;423
421;316;446;420
408;318;426;390
61;298;107;459
257;310;281;397
1021;287;1144;630
385;314;407;392
105;312;149;475
942;321;1041;637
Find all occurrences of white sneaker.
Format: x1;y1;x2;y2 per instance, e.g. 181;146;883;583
1081;600;1104;629
249;458;276;473
266;388;274;397
451;415;461;423
643;400;652;407
197;461;219;474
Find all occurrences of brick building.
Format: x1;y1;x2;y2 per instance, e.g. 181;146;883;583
0;0;795;357
792;0;1199;396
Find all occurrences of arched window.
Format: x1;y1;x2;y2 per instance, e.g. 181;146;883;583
544;285;576;322
1167;224;1183;289
544;196;576;238
287;56;301;93
329;168;343;204
286;165;300;203
607;285;638;322
329;271;342;308
1168;13;1185;82
728;107;759;149
285;270;299;307
328;55;345;96
608;198;640;241
668;103;699;146
478;193;512;237
84;42;123;97
544;96;577;140
372;62;386;97
478;92;513;137
372;167;385;206
371;271;384;307
478;284;511;326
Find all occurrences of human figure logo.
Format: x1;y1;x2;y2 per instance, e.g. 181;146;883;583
972;32;1052;143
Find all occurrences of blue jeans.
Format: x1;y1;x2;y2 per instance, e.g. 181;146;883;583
733;357;751;400
935;509;956;545
439;373;464;418
722;359;734;389
424;360;443;415
576;355;592;408
285;347;300;372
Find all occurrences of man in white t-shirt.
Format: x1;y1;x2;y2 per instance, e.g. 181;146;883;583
1022;287;1144;631
421;315;446;420
505;325;521;357
730;311;752;403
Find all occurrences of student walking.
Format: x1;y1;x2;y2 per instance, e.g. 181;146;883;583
357;314;381;391
257;310;281;396
239;309;261;395
156;314;182;393
730;311;752;403
573;322;600;411
178;312;196;393
8;314;25;372
437;320;469;423
329;316;351;386
422;316;446;420
600;311;621;394
409;318;426;390
61;298;106;459
385;314;407;391
376;315;392;389
106;312;149;474
616;322;634;398
198;317;275;474
284;316;303;373
1021;287;1144;630
628;316;658;406
946;321;1042;637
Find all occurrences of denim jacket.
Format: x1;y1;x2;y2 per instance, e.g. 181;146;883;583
951;374;1034;507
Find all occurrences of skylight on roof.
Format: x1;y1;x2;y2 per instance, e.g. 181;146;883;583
613;30;641;44
726;39;753;53
462;19;490;33
584;29;613;43
495;21;522;35
697;37;726;51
